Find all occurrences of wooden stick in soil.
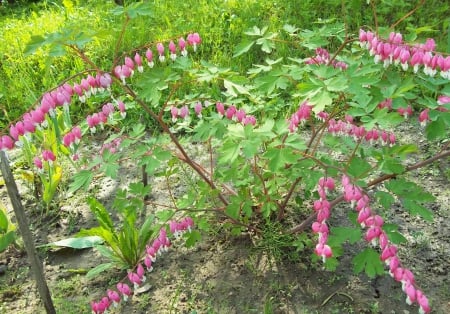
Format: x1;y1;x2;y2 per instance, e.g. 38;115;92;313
0;151;56;314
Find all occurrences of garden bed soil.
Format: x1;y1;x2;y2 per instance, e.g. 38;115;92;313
0;124;449;314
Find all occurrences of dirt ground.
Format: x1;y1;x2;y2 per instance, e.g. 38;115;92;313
0;125;449;314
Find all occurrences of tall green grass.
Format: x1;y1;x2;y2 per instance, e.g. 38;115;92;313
0;0;449;129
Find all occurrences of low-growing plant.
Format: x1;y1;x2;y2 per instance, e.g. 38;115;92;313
0;1;449;313
0;201;17;253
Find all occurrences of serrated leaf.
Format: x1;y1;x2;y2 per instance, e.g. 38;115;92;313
347;157;372;178
223;79;250;97
375;191;395;209
310;90;332;113
68;170;93;194
263;147;297;172
380;158;405;174
352;248;385;278
329;227;362;245
382;224;407;245
185;230;201;248
425;117;446;140
155;210;175;222
402;199;434;221
233;40;255;57
283;24;299;34
325;76;348;92
219;140;241;164
24;35;47;55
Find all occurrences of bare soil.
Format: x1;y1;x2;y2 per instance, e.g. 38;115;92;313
1;125;449;314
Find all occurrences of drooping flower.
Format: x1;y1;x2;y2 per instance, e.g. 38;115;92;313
157;42;165;62
145;48;154;68
194;102;203;117
116;282;131;302
134;53;144;72
169;40;177;61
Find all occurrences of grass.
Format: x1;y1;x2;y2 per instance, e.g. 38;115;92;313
1;0;449;129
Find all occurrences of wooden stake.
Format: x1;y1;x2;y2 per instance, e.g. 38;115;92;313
0;151;56;314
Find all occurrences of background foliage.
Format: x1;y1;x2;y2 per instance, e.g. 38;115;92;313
1;0;449;129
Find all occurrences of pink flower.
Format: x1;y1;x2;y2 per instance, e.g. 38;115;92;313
42;150;56;162
404;282;416;305
117;100;126;118
180;105;189;119
144;255;153;271
187;32;201;51
437;95;450;105
194;102;203;117
169;40;177;61
418;109;430;126
145;48;154;68
157;43;165;62
34;157;43;169
171;106;179;122
134;53;143;72
235;109;246;122
397;105;413;119
116;283;131;301
136;263;146;282
107;289;120;307
99;73;112;89
315;243;332;262
243;115;256;126
226;105;236;120
125;56;135;72
179;37;187;56
416;290;431;313
216;102;225;116
0;135;14;151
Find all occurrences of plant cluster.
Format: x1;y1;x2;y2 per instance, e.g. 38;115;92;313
0;2;449;313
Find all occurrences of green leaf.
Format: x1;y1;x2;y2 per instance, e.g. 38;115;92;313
0;210;8;232
324;76;348;92
425;117;446;140
375;191;395;209
68;170;93;194
87;197;115;231
352;248;385;278
385;178;435;202
310;90;332;113
155;210;175;223
329;227;361;245
225;199;241;220
382;224;407;245
263;147;297;172
86;262;115;279
233;40;255;57
402;199;434;222
219;140;241;164
41;236;104;249
24;35;47;55
138;215;155;251
380;158;405;174
347;157;372;178
0;231;16;252
223;79;250;97
244;26;266;36
185;230;201;248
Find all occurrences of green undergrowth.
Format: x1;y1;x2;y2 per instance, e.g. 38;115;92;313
1;0;449;129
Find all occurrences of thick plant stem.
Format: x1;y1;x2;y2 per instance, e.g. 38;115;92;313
289;149;450;234
0;151;56;314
